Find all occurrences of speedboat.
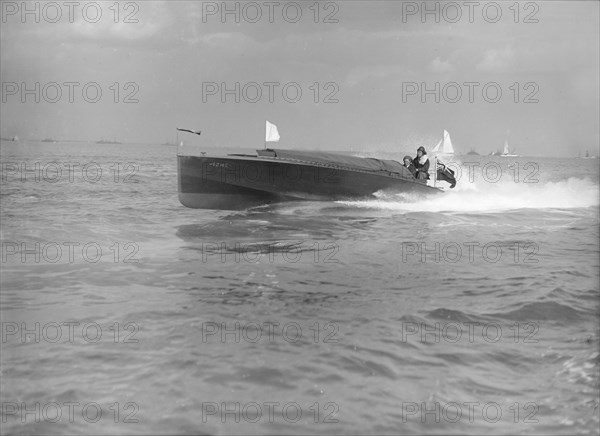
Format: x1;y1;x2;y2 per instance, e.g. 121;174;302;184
177;148;443;210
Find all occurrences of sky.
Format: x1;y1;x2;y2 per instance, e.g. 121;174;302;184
1;0;599;156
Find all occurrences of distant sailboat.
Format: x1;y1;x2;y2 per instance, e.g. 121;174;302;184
431;130;454;156
500;140;518;157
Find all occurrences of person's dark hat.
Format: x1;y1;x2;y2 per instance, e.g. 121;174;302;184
403;155;412;161
417;146;426;154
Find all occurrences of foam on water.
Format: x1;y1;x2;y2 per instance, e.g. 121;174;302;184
340;176;599;213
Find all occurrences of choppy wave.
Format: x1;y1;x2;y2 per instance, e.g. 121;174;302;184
1;144;598;436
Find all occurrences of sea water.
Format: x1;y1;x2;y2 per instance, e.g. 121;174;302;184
1;141;598;435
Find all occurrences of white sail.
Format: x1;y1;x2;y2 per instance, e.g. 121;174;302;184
265;120;280;142
433;130;454;155
501;140;518;156
442;130;454;154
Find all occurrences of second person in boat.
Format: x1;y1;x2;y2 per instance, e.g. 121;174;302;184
413;146;430;181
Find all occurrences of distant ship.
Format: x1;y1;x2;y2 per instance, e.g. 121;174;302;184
164;129;185;146
466;148;480;156
162;138;181;146
96;138;122;144
500;140;518;157
41;138;57;143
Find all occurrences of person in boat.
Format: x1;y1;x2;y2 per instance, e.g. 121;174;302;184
413;146;430;180
403;155;417;177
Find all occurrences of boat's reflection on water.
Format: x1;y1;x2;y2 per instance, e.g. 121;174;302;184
172;202;388;294
172;203;380;308
175;201;382;243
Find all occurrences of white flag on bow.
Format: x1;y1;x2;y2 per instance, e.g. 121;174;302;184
265;120;280;142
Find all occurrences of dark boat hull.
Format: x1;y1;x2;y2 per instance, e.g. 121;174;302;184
178;152;440;210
